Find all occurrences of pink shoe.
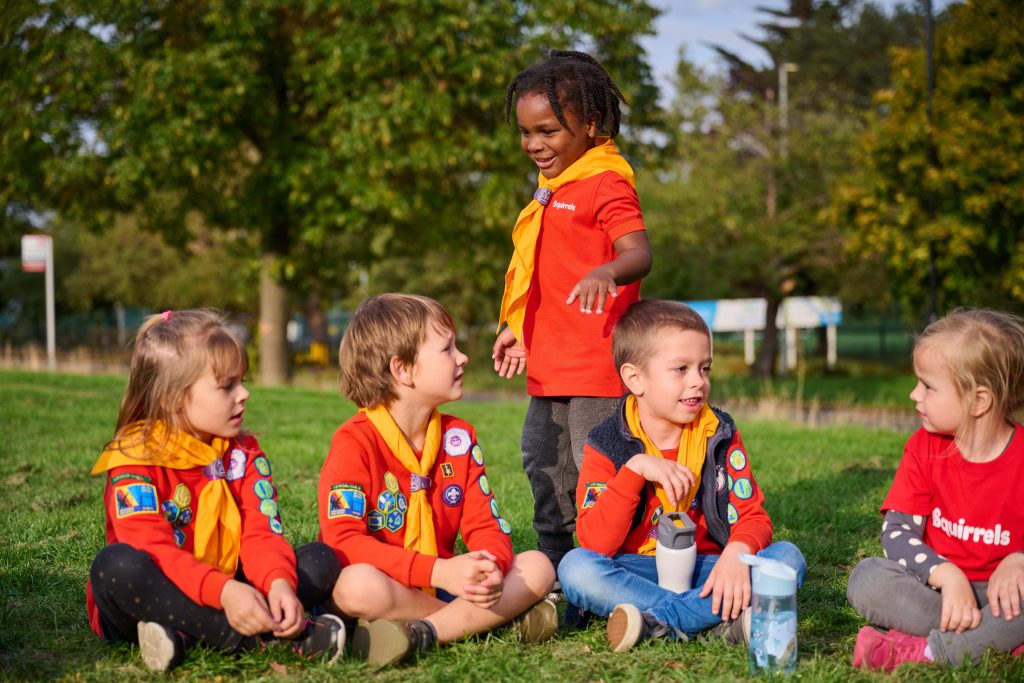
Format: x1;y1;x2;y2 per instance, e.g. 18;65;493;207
852;626;929;672
1012;642;1024;657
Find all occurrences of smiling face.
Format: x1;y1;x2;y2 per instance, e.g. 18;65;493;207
515;91;597;179
625;328;712;444
410;321;468;408
182;365;249;443
909;344;968;436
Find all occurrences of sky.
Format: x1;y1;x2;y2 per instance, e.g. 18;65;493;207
639;0;957;103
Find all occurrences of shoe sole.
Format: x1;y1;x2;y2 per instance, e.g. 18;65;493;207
607;604;643;653
137;621;177;672
516;598;558;644
317;614;347;665
351;618;412;667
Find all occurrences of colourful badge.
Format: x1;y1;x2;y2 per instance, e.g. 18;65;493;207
177;507;193;527
260;498;280;518
161;499;181;524
269;517;283;535
728;448;747;471
733;477;753;500
498;518;513;534
377;491;397;513
109;472;151;485
478;475;491;496
114;483;158;518
173;528;186;548
489;498;500;518
440;463;455;479
397;493;408;513
253;455;271;477
172;483;191;508
328;486;367;520
582;482;607;509
254;479;274;500
367;510;384;532
385;509;405;532
727;503;740;524
471;444;484;466
444;428;472;456
384;471;400;494
226;449;247;481
650;505;664;526
443;484;463;507
727;473;734;491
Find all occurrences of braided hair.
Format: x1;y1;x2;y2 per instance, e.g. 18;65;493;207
505;49;627;138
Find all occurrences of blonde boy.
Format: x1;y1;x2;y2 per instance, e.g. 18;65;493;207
557;299;806;650
318;293;556;666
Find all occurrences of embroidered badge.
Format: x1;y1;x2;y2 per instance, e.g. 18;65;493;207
397;492;408;513
269;516;283;534
254;479;274;500
650;505;664;526
733;477;753;500
498;518;513;534
377;491;397;513
478;475;491;496
328;485;366;519
226;449;247;481
384;471;400;494
173;528;186;547
177;507;193;527
728;448;747;471
260;498;280;518
582;482;607;509
489;498;500;519
253;455;271;477
443;428;471;457
727;503;740;525
385;509;405;532
727;473;734;491
114;483;158;518
471;444;484;466
442;484;463;507
172;483;191;508
162;499;181;524
440;463;455;479
368;510;384;532
109;472;151;485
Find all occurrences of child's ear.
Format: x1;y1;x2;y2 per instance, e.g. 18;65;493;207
620;362;644;396
586;118;598;139
970;386;994;418
389;356;414;388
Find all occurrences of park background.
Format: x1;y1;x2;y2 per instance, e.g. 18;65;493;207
2;0;1023;680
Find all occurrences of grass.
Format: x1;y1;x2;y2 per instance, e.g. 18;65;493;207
1;368;1018;681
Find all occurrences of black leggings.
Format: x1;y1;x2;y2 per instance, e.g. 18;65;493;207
90;542;340;653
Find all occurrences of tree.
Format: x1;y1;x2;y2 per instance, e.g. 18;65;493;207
2;0;661;383
834;0;1024;318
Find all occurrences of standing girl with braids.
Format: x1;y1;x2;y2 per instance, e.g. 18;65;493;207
87;310;344;671
848;309;1024;671
494;50;652;571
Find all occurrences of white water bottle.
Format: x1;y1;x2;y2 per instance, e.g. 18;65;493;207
655;511;697;592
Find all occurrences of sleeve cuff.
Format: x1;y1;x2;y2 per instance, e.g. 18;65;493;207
409;552;438;588
606;219;645;243
199;570;231;609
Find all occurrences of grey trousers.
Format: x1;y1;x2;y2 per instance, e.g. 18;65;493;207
521;396;619;566
848;556;1024;664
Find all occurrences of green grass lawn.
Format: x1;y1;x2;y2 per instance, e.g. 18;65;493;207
1;369;1017;681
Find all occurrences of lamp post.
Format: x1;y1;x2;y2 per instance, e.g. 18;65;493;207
779;62;798;159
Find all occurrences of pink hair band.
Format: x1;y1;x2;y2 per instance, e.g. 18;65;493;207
161;310;173;321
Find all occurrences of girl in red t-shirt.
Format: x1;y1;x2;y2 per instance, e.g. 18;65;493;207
848;309;1024;671
492;50;653;570
87;310;343;671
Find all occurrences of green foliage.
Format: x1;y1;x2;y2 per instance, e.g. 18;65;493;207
7;369;1024;681
833;0;1024;318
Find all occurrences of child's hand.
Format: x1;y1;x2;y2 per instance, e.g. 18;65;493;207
567;265;617;315
625;454;694;506
987;552;1024;620
432;551;498;600
699;542;752;621
929;562;982;633
460;550;505;609
492;327;526;378
267;578;304;639
220;579;277;636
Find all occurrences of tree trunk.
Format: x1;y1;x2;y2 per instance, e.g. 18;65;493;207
259;254;290;385
752;295;780;378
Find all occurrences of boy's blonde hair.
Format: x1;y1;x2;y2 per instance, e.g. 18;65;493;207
113;309;248;449
916;309;1024;424
339;293;456;409
613;299;711;370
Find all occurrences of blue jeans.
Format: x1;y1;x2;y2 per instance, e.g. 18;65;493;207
558;541;806;638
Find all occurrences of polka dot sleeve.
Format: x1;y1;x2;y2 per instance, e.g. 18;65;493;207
880;509;945;585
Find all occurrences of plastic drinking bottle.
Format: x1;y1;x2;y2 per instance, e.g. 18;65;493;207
655;511;697;592
741;553;798;675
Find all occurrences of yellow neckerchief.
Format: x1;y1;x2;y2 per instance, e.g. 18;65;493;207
497;138;636;343
361;405;441;560
624;395;719;555
91;421;241;575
